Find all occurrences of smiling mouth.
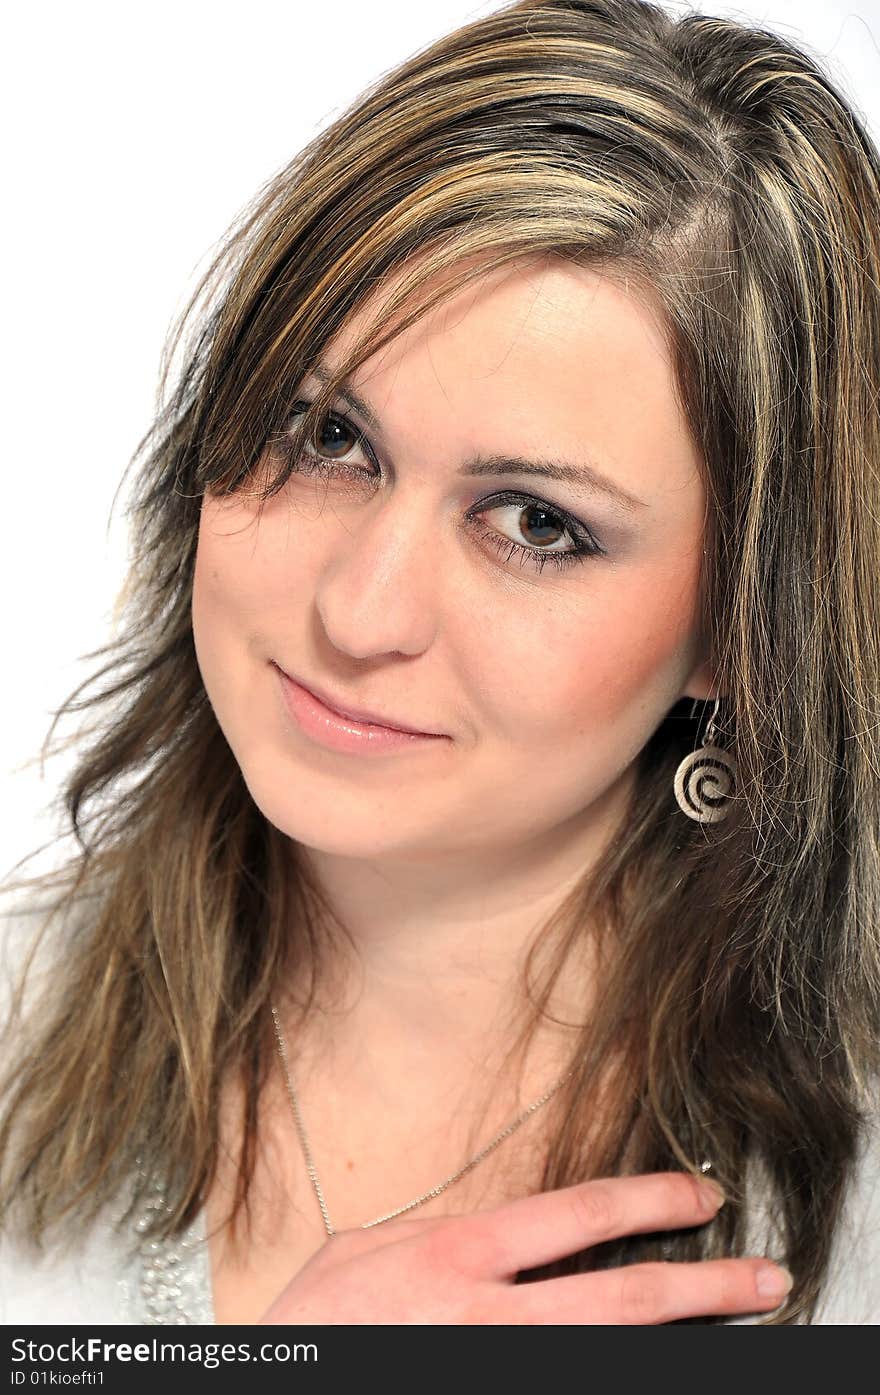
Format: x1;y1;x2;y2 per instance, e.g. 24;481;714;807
274;664;445;735
272;662;451;747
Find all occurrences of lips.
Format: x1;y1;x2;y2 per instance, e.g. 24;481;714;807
272;663;446;737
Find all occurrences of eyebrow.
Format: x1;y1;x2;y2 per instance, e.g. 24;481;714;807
307;365;648;513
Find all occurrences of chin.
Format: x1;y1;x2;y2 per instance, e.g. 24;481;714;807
234;745;427;860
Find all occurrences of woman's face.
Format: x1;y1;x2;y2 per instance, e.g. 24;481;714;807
192;257;714;865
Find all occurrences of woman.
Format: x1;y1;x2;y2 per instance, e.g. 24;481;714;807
1;0;878;1325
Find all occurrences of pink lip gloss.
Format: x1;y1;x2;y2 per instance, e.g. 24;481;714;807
274;665;449;756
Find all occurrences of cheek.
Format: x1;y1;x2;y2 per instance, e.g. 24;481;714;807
191;493;328;723
191;528;237;721
191;501;271;712
193;494;286;643
492;565;703;740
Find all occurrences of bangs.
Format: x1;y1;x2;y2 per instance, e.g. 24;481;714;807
201;241;653;508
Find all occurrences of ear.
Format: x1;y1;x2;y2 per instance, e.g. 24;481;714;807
679;653;726;704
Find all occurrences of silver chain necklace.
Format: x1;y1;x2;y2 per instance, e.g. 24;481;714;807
270;1002;575;1236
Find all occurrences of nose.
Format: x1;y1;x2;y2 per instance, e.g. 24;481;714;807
311;486;443;660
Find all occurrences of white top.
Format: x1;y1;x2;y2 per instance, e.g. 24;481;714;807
1;906;879;1325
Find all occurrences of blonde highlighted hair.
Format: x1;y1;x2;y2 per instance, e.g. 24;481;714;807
1;0;879;1322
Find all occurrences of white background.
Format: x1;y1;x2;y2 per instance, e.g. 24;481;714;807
3;1;879;885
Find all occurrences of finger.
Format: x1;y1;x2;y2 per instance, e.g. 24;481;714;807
504;1257;793;1325
447;1172;723;1276
324;1212;453;1259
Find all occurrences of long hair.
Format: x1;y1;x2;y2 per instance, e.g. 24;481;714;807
1;0;878;1323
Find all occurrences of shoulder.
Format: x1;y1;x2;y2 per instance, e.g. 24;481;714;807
0;900;142;1324
0;899;64;1030
813;1105;880;1324
0;1209;143;1325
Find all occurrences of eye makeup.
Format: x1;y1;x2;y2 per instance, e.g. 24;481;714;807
275;400;608;575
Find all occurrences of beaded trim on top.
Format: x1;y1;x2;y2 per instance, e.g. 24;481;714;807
134;1170;214;1325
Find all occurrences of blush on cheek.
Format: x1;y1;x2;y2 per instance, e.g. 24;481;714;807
191;524;250;710
562;594;702;732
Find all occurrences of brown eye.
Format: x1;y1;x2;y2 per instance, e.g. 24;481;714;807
281;402;374;477
515;503;567;548
467;488;605;574
311;412;360;461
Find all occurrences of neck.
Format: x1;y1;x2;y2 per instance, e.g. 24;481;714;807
278;773;633;1096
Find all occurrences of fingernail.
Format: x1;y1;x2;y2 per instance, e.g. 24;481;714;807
698;1179;725;1210
756;1264;793;1299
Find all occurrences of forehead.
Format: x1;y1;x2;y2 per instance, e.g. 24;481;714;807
316;254;705;517
327;252;674;373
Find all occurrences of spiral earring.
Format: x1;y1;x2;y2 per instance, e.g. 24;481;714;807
673;696;737;824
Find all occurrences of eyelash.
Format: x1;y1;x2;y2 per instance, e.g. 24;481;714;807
277;402;606;574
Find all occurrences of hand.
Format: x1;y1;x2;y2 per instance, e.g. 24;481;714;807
257;1171;792;1324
